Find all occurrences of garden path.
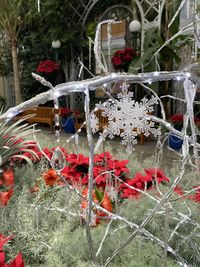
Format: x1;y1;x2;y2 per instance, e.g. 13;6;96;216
34;126;184;174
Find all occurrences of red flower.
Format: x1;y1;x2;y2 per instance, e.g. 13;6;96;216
190;185;200;203
81;188;112;225
0;233;14;250
144;168;170;184
120;169;169;199
0;189;14;207
100;192;113;213
173;186;184;196
42;169;59;186
0;169;14;187
112;47;136;70
0;234;24;267
36;59;60;74
112;56;122;66
169;114;183;124
8;252;24;267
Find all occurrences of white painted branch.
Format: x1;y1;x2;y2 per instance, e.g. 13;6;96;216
1;70;199;121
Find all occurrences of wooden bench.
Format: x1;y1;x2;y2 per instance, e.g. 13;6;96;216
75;110;145;145
14;107;55;130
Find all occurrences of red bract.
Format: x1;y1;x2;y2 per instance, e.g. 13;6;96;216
36;59;60;74
81;188;112;225
60;108;80;119
94;151;112;163
112;47;136;70
8;252;24;267
173;186;184;196
42;169;59;186
0;189;14;207
66;153;89;166
120;169;170;199
107;159;129;176
190;185;200;203
61;166;83;184
169;114;183;124
0;170;14;186
0;234;24;267
144;168;170;184
0;233;14;250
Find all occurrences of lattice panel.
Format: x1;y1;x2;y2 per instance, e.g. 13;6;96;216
135;0;165;30
70;0;97;22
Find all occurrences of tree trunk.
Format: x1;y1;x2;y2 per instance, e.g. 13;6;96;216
11;44;22;104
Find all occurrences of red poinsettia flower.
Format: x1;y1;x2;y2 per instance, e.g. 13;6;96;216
95;171;109;186
8;252;24;267
112;56;122;66
107;159;129;176
173;186;184;196
120;168;169;199
66;154;89;166
120;187;140;199
144;168;170;184
190;185;200;203
42;169;59;186
60;108;80;119
36;59;60;74
0;233;24;267
0;233;14;250
169;114;183;129
94;151;112;163
0;189;14;207
112;47;136;70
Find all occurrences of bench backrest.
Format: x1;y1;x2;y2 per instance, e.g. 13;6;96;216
36;107;54;118
94;109;108;125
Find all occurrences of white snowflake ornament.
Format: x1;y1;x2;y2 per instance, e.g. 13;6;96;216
95;90;160;152
90;112;99;133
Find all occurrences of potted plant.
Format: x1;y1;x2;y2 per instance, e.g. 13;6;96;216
168;114;200;150
36;59;61;86
168;114;183;150
61;107;80;133
111;47;137;72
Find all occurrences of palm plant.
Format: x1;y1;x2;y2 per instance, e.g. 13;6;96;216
0;0;23;104
0;111;39;168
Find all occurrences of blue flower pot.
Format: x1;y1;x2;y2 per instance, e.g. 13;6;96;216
62;117;75;133
168;133;183;150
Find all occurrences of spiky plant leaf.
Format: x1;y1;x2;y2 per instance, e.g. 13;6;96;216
0;113;40;167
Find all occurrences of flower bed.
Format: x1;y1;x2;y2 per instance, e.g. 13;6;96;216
0;141;200;266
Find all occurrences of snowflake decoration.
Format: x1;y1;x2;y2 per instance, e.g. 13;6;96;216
90;112;99;133
95;91;160;152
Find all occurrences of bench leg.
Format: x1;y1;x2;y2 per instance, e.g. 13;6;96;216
140;133;145;145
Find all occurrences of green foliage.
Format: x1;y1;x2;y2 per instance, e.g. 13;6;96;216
0;40;12;76
18;0;84;99
129;0;190;74
0;96;6;107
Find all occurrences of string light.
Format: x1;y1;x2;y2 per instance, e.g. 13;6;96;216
53;91;60;97
153;71;159;76
7;112;17;119
37;0;40;13
186;72;191;77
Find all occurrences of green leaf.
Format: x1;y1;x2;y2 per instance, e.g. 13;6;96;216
95;187;104;202
129;46;158;73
